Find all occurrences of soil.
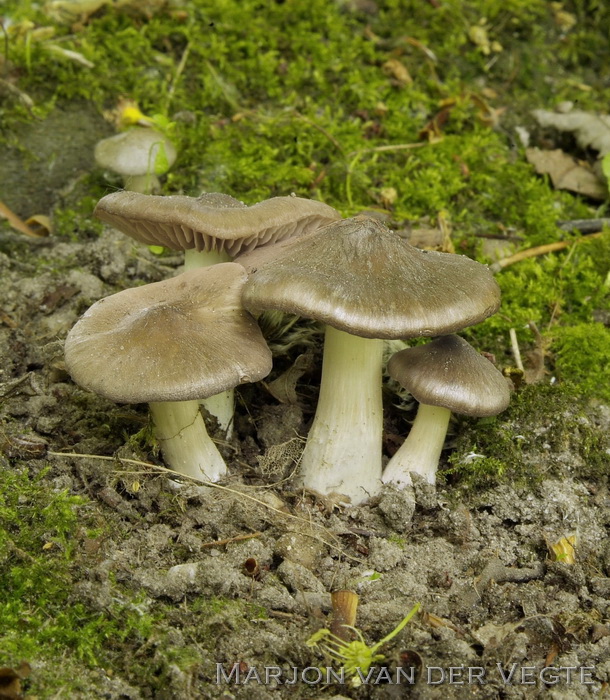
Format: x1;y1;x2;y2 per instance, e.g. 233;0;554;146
1;104;610;700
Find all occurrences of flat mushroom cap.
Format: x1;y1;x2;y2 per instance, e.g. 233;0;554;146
64;263;272;404
387;335;511;416
93;191;342;256
240;216;501;339
94;128;177;176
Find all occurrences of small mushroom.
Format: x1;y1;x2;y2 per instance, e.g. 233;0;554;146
94;127;177;193
382;334;511;487
240;216;501;504
93;191;340;434
64;263;272;482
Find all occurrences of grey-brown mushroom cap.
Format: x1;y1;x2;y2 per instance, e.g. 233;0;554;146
64;263;272;404
240;216;501;339
387;335;511;417
93;191;342;256
94;128;177;176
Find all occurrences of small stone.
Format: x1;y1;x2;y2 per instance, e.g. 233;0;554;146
377;485;415;533
274;530;326;569
276;560;325;593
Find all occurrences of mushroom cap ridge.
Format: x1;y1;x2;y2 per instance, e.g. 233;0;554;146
387;335;511;416
94;191;342;256
64;263;272;404
240;216;501;339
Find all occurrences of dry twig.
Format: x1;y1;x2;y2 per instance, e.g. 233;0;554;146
491;232;602;272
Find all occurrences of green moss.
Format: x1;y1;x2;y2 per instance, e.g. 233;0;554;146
463;231;610;400
552;323;610;401
0;467;153;686
191;595;268;621
387;534;407;549
443;384;610;489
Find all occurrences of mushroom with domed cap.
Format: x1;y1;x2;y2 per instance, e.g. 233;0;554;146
64;263;272;483
239;216;501;505
94;128;177;194
382;334;511;488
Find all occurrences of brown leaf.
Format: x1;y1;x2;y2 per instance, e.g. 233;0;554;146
547;533;577;565
0;201;48;238
526;148;606;199
265;352;315;404
0;662;31;699
24;214;53;236
382;58;412;86
532;108;610;155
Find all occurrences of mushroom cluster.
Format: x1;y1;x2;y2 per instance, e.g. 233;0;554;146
65;191;510;501
65;192;341;482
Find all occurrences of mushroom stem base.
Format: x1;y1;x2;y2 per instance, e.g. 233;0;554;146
149;400;227;482
382;403;451;487
298;326;383;505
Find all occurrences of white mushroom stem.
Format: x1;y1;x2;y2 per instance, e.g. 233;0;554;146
382;403;451;487
183;248;231;271
299;325;383;504
183;248;234;437
149;400;227;482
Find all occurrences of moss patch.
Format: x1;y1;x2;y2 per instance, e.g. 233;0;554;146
443;384;610;489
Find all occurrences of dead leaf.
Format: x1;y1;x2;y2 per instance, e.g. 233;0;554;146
24;214;53;236
532;109;610;156
402;36;437;62
545;642;561;667
0;201;48;238
524;321;549;385
591;624;610;643
547;534;577;565
382;58;412;86
264;352;315;404
419;106;452;141
0;662;31;700
422;612;464;635
525;148;606;199
46;44;95;68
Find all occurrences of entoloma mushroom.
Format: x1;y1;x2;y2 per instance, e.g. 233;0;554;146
94;127;177;194
64;263;272;482
382;334;511;487
93;190;341;435
240;216;501;505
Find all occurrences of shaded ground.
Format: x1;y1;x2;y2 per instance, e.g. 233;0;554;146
1;1;610;698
